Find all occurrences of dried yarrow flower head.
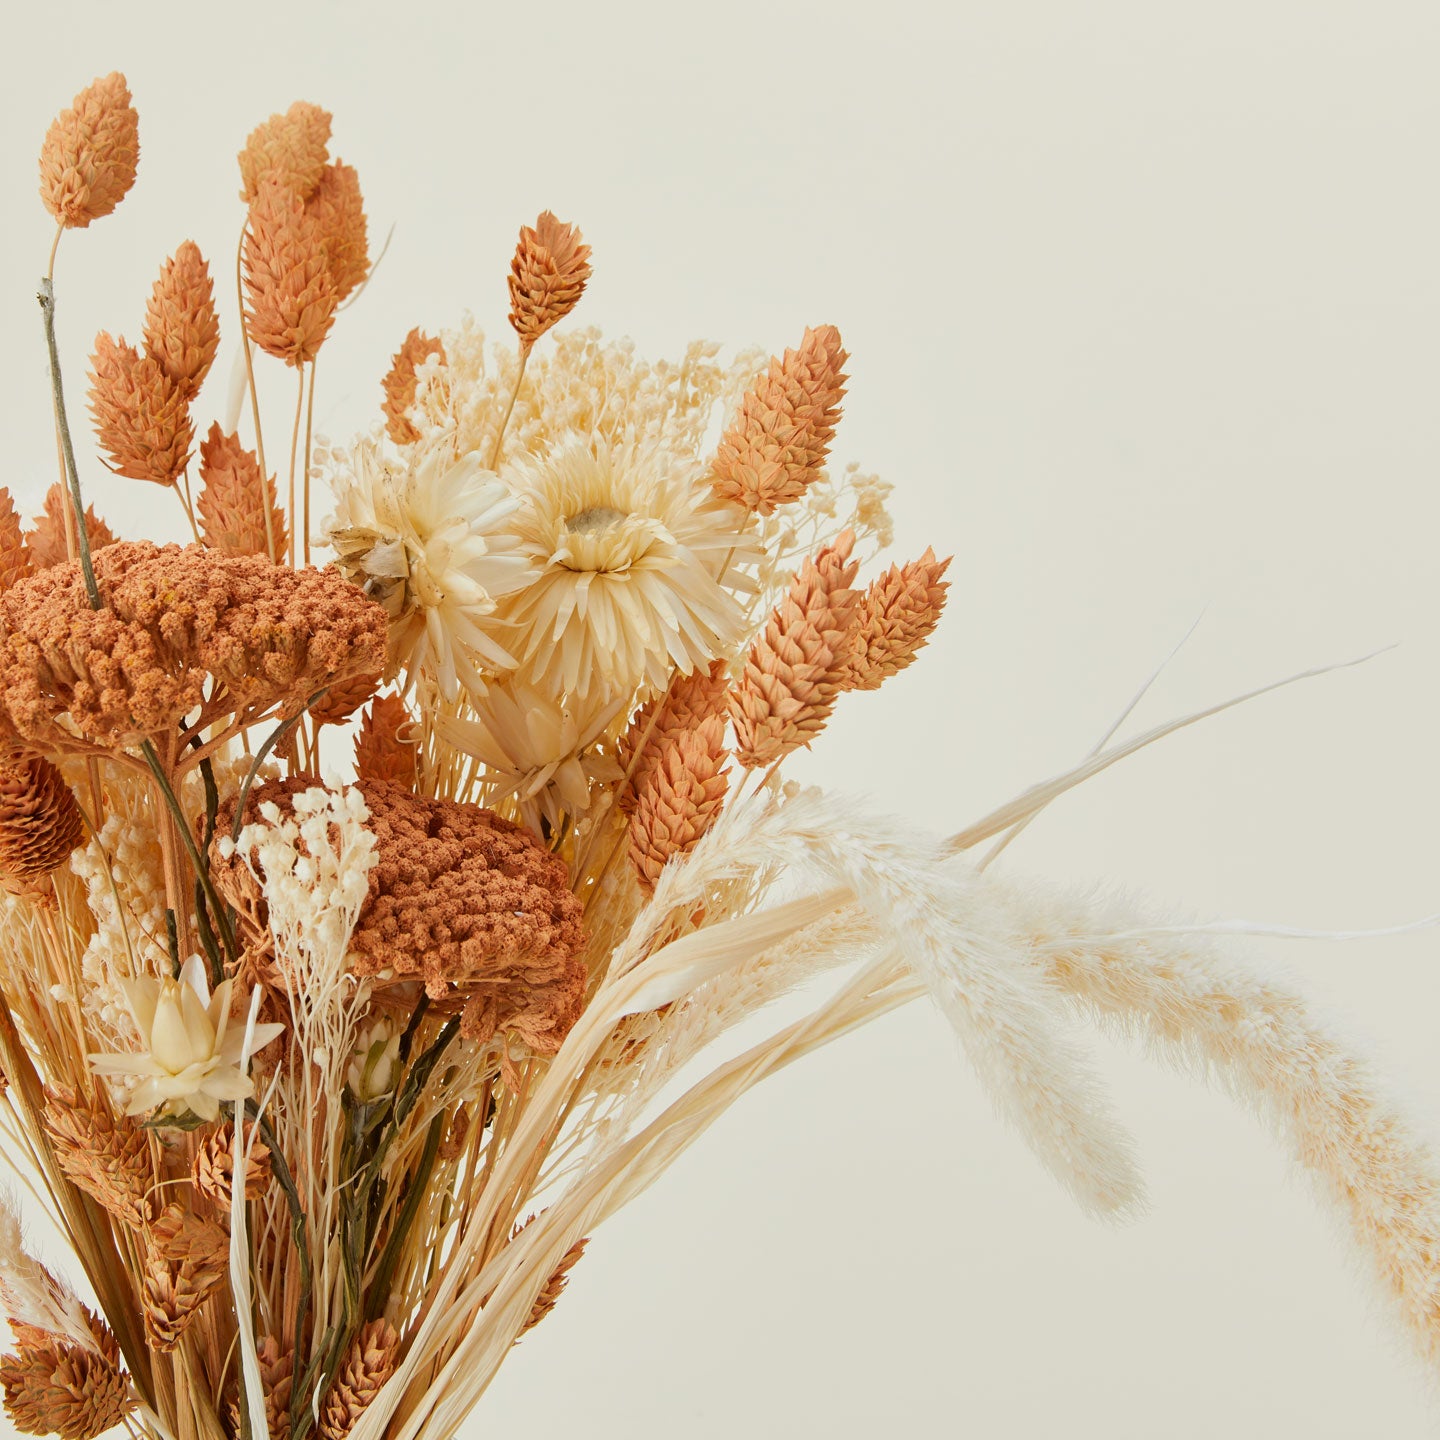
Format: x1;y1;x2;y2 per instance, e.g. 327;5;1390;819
0;1325;132;1440
87;331;193;485
237;100;332;202
381;328;445;444
712;324;848;516
24;485;115;573
306;160;369;301
729;529;861;767
839;548;952;692
508;211;592;351
244;178;338;366
197;423;287;559
0;757;85;883
0;493;31;596
142;241;220;401
317;1320;398;1440
38;72;139;229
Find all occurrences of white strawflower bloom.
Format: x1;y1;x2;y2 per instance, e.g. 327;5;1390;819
326;436;532;701
500;440;753;697
347;1021;402;1101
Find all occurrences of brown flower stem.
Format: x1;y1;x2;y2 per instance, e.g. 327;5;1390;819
486;343;530;471
173;473;203;544
36;278;101;610
236;225;276;565
303;359;317;566
286;366;305;568
45;223;63;282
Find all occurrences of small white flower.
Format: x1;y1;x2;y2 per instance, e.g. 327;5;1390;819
347;1022;402;1102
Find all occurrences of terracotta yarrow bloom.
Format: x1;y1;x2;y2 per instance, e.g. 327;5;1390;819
327;438;529;700
89;956;282;1123
501;440;752;697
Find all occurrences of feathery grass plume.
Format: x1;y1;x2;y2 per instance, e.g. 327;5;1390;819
381;328;445;444
507;211;592;351
306;160;369;301
628;717;730;892
729;529;860;767
142;240;219;401
192;1122;272;1210
318;1320;398;1440
243;178;338;366
197;422;288;558
617;660;730;814
0;758;85;883
839;548;952;691
87;331;193;485
0;1331;133;1440
237;100;332;202
0;1193;109;1354
38;72;139;229
25;485;115;573
711;324;848;515
0;492;32;596
354;694;417;788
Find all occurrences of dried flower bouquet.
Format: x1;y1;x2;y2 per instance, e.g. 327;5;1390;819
0;71;1436;1440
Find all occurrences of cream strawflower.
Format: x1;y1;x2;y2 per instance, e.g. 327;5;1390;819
500;440;753;697
326;437;531;701
89;956;283;1123
347;1020;402;1102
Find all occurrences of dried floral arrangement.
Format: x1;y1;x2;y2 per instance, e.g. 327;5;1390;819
0;70;1437;1440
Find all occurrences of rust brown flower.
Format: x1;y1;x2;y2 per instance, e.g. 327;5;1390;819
244;179;338;366
507;211;592;350
38;72;139;229
142;241;220;401
380;329;445;445
25;485;116;574
87;332;193;486
237;101;332;203
306;161;369;301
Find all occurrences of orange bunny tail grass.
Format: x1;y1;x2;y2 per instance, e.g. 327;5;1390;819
711;324;848;516
628;716;730;892
237;100;332;203
307;160;369;301
728;529;860;767
617;660;730;814
243;179;338;366
143;241;220;401
38;72;139;230
0;758;86;885
381;328;445;444
520;1236;589;1336
197;423;287;559
87;331;193;485
841;548;953;692
25;485;116;573
317;1320;398;1440
0;491;31;596
354;694;417;788
507;211;592;351
0;1330;133;1440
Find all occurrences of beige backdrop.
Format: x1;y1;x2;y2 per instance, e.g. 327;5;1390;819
2;1;1439;1435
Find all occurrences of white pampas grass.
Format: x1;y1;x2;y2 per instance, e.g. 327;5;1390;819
0;1190;101;1352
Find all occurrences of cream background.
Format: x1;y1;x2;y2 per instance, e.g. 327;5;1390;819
2;1;1439;1434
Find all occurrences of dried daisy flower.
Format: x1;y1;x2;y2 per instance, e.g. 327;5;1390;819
326;438;529;701
712;325;848;516
381;328;445;444
25;484;115;573
306;160;369;301
318;1320;397;1440
354;694;417;788
0;1329;132;1440
38;72;139;229
628;716;730;891
729;530;860;767
243;178;338;366
840;548;952;691
142;241;219;401
197;423;287;559
0;492;32;596
191;1121;272;1209
87;954;284;1123
507;212;592;352
237;100;332;203
0;757;85;882
501;440;753;697
87;331;193;485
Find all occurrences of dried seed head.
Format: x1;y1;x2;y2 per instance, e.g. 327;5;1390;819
141;1204;228;1350
38;72;140;229
839;549;952;692
191;1123;272;1210
87;332;193;485
507;211;592;350
617;661;730;815
310;669;379;727
628;717;729;892
353;694;417;789
43;1088;152;1229
197;423;287;560
306;161;369;301
381;329;445;445
318;1320;397;1440
521;1237;588;1335
0;1331;132;1440
0;492;32;596
728;530;860;767
243;179;338;366
0;760;85;883
237;101;332;203
143;241;220;401
25;485;117;573
711;325;848;516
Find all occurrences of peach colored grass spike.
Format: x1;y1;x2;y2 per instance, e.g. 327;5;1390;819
711;324;848;516
197;423;288;559
507;211;593;349
143;241;220;402
381;329;445;445
25;483;116;573
628;715;731;892
237;100;332;203
0;1328;133;1440
354;694;418;789
243;179;338;366
306;160;370;301
840;548;953;692
0;491;32;596
318;1320;398;1440
88;331;194;485
38;72;139;229
617;660;730;815
0;758;86;884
